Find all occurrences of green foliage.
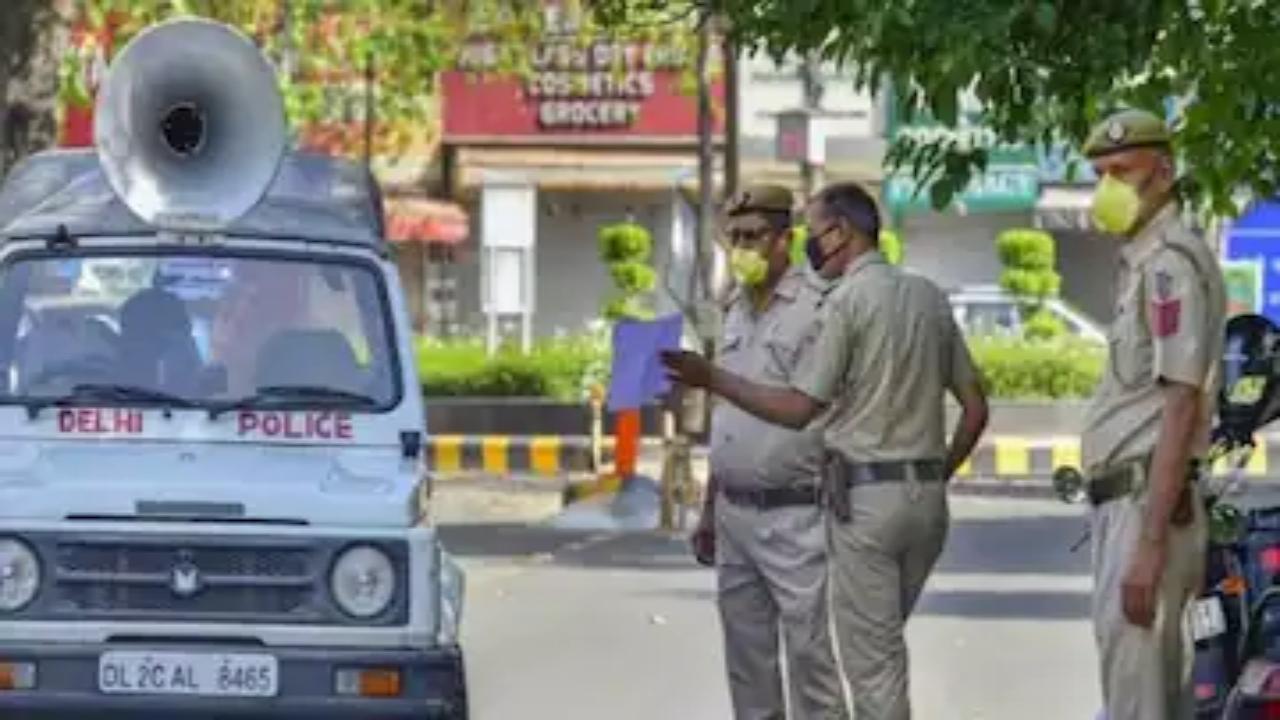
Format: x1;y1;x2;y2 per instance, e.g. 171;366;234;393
598;221;657;322
609;262;657;295
969;336;1104;400
599;0;1280;217
879;228;904;265
996;229;1055;270
417;332;611;400
789;225;809;266
598;222;653;264
1023;309;1067;342
995;228;1061;338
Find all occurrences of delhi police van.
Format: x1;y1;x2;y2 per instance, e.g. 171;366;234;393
0;18;466;719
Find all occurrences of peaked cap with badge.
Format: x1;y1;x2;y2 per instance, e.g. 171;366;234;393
724;184;795;217
1083;108;1173;159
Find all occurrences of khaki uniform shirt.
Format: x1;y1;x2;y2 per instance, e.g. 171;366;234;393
710;265;837;490
792;252;979;463
1082;203;1227;473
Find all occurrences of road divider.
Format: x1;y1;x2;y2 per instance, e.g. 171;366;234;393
427;435;669;477
426;434;1277;484
954;436;1272;480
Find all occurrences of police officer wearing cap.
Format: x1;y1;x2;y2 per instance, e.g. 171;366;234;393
1079;109;1226;720
666;182;989;720
691;184;850;720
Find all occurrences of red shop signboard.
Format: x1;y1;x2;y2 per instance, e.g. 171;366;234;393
443;36;725;143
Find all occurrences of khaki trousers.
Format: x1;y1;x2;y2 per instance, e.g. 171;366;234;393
827;481;948;720
1090;489;1207;720
716;496;850;720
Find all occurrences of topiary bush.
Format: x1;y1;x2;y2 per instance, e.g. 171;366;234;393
598;222;657;321
996;228;1063;339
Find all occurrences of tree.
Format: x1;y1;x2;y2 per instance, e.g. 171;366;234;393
59;1;706;161
995;228;1063;340
61;0;523;159
1;0;67;176
595;0;1280;218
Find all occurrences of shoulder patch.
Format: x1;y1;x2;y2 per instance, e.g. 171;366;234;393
1151;297;1181;337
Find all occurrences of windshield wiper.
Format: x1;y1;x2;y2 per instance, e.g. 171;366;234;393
208;385;378;420
25;383;195;419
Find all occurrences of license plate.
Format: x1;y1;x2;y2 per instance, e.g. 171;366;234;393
1191;596;1228;641
98;651;278;698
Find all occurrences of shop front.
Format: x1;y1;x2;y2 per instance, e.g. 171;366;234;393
440;27;724;343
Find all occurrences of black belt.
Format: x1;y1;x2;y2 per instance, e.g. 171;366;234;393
1088;455;1202;507
720;485;821;510
840;458;946;486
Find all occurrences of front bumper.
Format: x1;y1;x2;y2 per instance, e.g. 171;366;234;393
0;642;467;719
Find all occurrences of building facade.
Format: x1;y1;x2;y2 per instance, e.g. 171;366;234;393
438;25;725;343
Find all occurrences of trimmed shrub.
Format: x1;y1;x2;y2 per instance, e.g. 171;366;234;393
417;332;610;401
969;336;1104;400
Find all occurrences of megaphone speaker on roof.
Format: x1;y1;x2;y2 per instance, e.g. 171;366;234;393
93;18;287;232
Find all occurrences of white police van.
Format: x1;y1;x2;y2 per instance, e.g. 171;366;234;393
0;18;466;719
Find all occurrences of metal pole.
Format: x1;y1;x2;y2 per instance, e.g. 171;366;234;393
721;29;740;202
695;13;716;316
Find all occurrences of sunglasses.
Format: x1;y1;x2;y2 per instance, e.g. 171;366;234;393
723;226;779;246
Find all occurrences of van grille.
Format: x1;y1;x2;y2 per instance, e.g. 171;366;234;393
52;539;325;623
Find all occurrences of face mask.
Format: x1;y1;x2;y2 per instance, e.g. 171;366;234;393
1091;174;1143;235
805;228;847;272
806;237;839;272
730;247;769;286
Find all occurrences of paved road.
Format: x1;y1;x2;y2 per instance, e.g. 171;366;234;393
435;489;1103;720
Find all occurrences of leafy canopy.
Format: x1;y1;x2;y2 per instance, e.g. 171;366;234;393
593;0;1280;217
64;0;702;157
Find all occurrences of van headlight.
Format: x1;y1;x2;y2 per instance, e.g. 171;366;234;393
330;544;396;619
0;538;40;612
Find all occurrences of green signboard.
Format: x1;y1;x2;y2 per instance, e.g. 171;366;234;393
883;87;1041;215
1223;259;1264;317
884;165;1040;214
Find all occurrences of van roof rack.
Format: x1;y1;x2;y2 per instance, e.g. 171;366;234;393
0;148;385;249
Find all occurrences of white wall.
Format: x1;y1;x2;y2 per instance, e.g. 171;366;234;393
737;52;881;163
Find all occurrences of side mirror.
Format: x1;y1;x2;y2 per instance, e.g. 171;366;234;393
1052;465;1086;504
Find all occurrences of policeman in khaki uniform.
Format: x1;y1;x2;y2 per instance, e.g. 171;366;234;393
1079;109;1226;720
666;182;990;720
690;184;850;720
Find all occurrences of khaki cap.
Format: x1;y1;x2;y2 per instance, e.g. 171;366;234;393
1083;109;1173;158
724;184;795;216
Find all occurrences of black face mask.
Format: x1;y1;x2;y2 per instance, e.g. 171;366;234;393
805;226;846;271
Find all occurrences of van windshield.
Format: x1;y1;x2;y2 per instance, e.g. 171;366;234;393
0;251;399;412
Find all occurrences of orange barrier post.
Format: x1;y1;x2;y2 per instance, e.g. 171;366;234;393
614;407;641;478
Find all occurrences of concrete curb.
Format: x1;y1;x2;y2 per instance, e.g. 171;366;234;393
957;436;1275;479
425;436;667;477
428;434;1279;480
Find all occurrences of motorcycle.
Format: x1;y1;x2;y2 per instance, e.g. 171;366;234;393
1054;313;1280;719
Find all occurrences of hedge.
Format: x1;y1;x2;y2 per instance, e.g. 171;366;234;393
417;334;609;401
968;336;1104;400
416;334;1105;401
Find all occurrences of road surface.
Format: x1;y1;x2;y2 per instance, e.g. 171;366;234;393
435;488;1103;719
